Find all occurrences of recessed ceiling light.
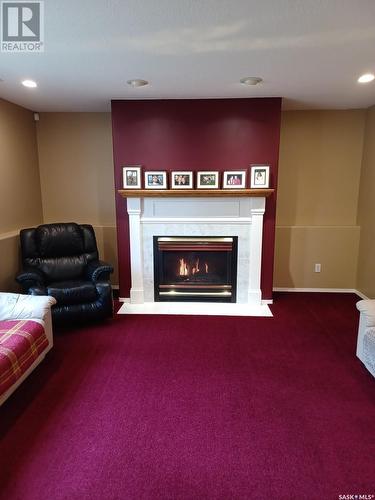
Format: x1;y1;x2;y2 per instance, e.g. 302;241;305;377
358;73;375;83
22;79;37;88
127;79;149;87
240;76;263;86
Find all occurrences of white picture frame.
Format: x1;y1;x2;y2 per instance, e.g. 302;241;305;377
196;171;219;189
123;165;141;189
222;170;246;189
171;171;193;189
250;165;270;188
144;171;167;189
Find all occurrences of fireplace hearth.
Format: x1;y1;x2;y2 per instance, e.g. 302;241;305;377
153;236;238;302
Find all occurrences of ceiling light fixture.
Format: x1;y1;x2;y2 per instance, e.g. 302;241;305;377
127;79;149;87
240;76;263;86
22;79;37;88
358;73;375;83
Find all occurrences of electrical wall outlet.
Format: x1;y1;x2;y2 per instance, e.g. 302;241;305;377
314;263;321;273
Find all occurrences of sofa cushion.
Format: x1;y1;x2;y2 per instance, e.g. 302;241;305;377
47;281;98;305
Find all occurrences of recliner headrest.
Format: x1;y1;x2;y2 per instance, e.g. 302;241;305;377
36;223;84;257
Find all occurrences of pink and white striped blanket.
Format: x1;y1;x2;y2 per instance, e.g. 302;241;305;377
0;320;48;397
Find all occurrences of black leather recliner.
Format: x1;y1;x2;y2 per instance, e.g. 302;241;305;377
16;223;114;324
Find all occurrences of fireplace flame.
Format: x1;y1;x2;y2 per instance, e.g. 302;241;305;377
179;258;188;276
178;257;208;276
192;258;199;275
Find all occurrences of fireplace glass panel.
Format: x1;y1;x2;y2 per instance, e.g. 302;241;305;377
153;237;237;302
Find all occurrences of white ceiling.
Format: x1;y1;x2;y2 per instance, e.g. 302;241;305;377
1;0;375;111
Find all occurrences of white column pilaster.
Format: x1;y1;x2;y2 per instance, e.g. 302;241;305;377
248;197;265;304
127;198;144;304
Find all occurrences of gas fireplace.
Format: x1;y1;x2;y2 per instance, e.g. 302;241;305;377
153;236;238;302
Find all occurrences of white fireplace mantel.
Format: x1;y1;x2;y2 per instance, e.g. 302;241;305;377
118;190;273;316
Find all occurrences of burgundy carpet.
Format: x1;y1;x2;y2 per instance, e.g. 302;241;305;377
0;293;374;499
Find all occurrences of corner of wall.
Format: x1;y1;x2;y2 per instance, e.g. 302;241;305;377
355;105;375;298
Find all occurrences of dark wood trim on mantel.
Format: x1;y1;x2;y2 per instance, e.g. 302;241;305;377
118;189;274;198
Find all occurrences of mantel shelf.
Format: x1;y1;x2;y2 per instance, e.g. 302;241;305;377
118;188;274;198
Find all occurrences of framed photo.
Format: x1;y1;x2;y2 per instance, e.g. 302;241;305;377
171;171;193;189
250;165;270;188
123;165;141;189
197;171;219;189
222;170;246;189
144;171;167;189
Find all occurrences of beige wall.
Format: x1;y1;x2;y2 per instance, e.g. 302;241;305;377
275;110;365;289
36;113;115;226
35;110;368;292
1;104;372;294
0;99;43;291
357;105;375;298
0;99;43;233
36;113;118;283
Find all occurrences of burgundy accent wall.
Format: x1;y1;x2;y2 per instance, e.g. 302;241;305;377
112;98;282;300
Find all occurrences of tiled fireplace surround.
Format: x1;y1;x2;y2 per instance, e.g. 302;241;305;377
118;195;271;316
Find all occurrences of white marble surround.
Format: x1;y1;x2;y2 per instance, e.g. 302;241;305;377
118;196;271;316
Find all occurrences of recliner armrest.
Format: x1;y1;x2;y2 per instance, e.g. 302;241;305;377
29;286;48;296
356;300;375;327
86;260;113;283
16;268;46;292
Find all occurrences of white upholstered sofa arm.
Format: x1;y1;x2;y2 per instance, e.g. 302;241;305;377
0;292;56;321
356;299;375;327
0;292;56;406
356;299;375;378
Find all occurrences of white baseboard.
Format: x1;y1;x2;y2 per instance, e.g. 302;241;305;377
273;287;369;299
119;290;370;304
354;290;370;300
